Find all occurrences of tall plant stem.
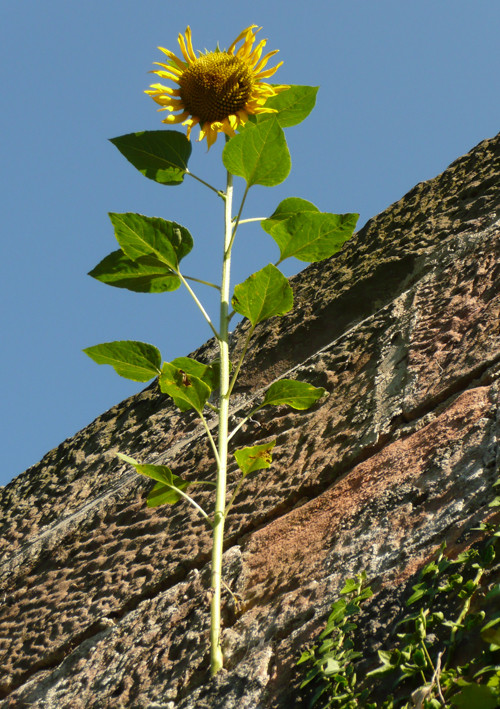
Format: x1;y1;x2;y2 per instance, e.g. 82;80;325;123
210;160;234;676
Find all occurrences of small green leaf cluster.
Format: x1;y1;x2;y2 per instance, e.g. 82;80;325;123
297;475;500;708
366;536;500;708
297;573;374;708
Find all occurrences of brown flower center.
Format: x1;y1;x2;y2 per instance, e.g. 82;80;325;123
178;52;254;124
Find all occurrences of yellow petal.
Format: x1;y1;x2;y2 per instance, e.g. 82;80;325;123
227;114;239;130
147;82;170;91
157;47;186;71
151;68;182;82
251;105;277;114
221;117;237;136
150;96;181;108
237;28;258;60
253;48;279;74
256;62;283;79
228;25;259;54
205;126;219;149
177;31;192;63
248;39;267;66
148;83;181;96
152;70;183;83
155;59;183;77
184;116;199;140
162;111;190;124
164;98;185;109
184;27;197;62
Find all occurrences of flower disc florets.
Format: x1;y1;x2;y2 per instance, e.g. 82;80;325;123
145;25;288;148
179;53;253;124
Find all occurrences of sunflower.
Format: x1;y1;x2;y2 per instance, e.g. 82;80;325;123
145;25;288;148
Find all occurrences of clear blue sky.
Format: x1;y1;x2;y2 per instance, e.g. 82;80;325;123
1;1;499;487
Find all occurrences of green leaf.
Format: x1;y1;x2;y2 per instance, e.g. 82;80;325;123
249;85;319;128
486;584;500;601
223;117;291;187
340;578;360;595
296;650;314;666
83;340;161;381
366;653;399;678
110;130;191;185
147;479;190;506
407;583;429;605
260;379;326;410
481;544;496;565
269;211;359;263
427;699;443;709
232;264;293;326
234;441;276;478
88;249;180;293
322;658;341;676
159;362;211;412
481;618;500;646
261;197;320;236
116;454;189;506
450;683;500;708
109;213;193;268
170;357;221;391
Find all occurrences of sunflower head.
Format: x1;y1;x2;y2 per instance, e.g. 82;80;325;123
145;25;288;148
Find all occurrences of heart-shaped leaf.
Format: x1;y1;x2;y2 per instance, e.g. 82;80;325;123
232;264;293;326
261;379;326;410
109;213;193;269
248;85;319;128
89;249;180;293
261;197;320;236
270;211;358;263
170;357;220;391
117;453;189;506
223;117;290;187
234;441;276;477
110;130;191;185
83;340;162;382
159;362;211;413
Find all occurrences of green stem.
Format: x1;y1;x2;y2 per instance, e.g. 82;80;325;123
199;411;221;469
221;577;241;610
184;275;221;291
186;169;224;198
445;566;484;669
227;411;254;443
227;183;249;253
210;156;234;677
225;476;247;517
171;486;213;529
236;216;265;225
228;324;256;397
420;639;436;677
228;402;265;443
177;271;220;340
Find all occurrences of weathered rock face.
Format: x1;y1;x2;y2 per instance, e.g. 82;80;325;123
1;133;499;708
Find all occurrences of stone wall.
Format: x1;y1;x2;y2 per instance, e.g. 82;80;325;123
1;133;499;708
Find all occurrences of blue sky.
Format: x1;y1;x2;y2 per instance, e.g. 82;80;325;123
1;1;499;487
